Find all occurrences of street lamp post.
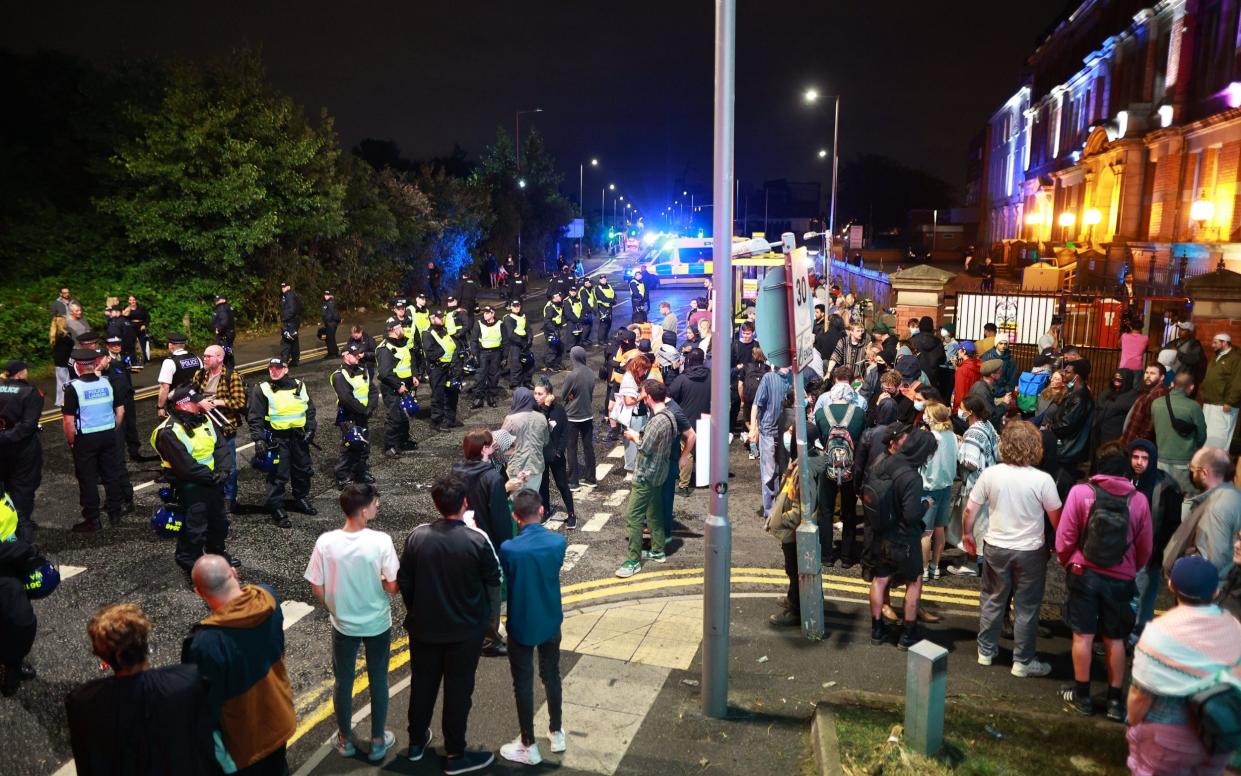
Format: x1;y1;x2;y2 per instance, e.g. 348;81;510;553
580;158;598;258
804;89;841;266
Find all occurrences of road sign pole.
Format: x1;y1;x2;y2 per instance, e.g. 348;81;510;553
783;233;824;640
702;0;735;720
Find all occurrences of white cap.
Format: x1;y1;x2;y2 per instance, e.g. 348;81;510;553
1177;321;1195;331
1215;332;1232;343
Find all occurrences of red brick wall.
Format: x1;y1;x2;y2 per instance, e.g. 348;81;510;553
1193;318;1241;351
1149;150;1182;240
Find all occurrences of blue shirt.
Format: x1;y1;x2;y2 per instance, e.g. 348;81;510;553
754;370;792;435
499;523;566;645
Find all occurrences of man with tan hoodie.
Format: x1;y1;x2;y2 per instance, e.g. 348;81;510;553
184;554;296;775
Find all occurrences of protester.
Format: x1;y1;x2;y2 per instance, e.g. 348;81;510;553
534;378;577;528
919;402;958;580
184;554;296;775
828;322;868;378
966;421;1062;677
1201;332;1241;449
947;394;999;577
1126;439;1183;640
814;368;867;567
1055;442;1153;720
502;387;549;494
615;379;677;578
67;603;216;775
1161;447;1241;583
980;337;1018;396
1127;556;1241;776
1048;358;1095;500
752;364;793;517
1150;370;1207;505
561;346;597;490
669;347;710;495
768;456;829;627
1091;370;1140;452
304;484;399;762
1120;364;1168;446
498;490;568;765
397;475;500;773
613;353;652;474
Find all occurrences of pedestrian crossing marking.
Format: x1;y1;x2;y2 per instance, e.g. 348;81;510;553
281;600;315;631
607;444;624;458
582;512;612;532
594;463;614;480
562;544;588;573
60;565;87;581
604;489;629;507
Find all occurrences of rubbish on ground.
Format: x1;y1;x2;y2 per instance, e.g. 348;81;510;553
681;678;700;687
984;724;1004;740
757;655;768;663
822;681;837;688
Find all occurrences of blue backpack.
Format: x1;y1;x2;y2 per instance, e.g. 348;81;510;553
1015;371;1049;415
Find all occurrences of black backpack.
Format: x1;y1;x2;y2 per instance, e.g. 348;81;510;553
861;459;898;536
1080;485;1132;567
1192;683;1241;754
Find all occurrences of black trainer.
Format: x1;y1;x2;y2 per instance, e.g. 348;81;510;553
1059;685;1094;716
870;618;888;646
271;510;292;529
442;750;494;775
406;728;433;761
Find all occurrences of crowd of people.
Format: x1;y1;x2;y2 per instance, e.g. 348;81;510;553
3;263;1241;773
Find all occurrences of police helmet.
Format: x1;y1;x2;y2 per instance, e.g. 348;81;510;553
25;562;61;600
150;506;185;538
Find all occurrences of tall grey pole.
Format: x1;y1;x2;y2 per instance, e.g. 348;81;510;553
579;164;584;259
601;188;606;252
702;0;735;720
829;96;840;267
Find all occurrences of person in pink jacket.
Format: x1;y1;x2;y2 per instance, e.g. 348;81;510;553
1055;441;1153;721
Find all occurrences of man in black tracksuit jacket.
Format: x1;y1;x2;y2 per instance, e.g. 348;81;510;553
279;282;302;367
397;476;501;771
321;291;341;358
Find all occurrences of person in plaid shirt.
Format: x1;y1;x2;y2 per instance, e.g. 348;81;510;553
192;345;247;514
615;379;677;578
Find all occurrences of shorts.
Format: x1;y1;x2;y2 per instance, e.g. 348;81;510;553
1063;567;1137;639
922;486;952;532
868;532;923;584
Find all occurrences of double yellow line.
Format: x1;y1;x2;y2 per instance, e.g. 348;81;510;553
288;567;981;745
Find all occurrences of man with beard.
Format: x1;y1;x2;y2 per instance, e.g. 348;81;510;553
1126;439;1183;640
1166;321;1205;388
1121;364;1168;446
1048;359;1095;501
1201;332;1241;449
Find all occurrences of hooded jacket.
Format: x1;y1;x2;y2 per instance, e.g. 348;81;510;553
669;364;711;423
182;584;295;771
561;347;595;422
501;388;549;479
953;357;981;412
1049;380;1094;464
450;458;513;556
1054;474;1153;580
911;327;945;384
1126;439;1183;568
1091;370;1140;449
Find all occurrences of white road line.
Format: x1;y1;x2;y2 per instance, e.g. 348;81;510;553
59;565;87;581
582;512;612;532
291;674;414;776
607;445;624;459
594;463;614;480
51;761;75;776
562;544;588;573
280;600;315;631
534;655;670;775
604;489;629;508
129;441;257;495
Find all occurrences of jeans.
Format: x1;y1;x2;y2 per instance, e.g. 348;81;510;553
222;436;238;501
507;634;563;746
661;453;679;538
1131;566;1161;637
626;480;666;562
623;414;645;472
539;455;576;518
333;628;391;739
54;366;70;407
566;419;596;483
759;433;778;514
977;545;1047;665
408;634;484;758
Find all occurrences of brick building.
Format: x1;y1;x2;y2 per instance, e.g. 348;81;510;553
979;0;1241;291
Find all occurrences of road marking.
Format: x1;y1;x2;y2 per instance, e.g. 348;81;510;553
563;543;588;573
291;675;414;776
594;462;614;480
582;512;612;532
534;655;669;775
281;601;315;631
603;489;629;507
607;445;624;458
133;481;155;492
60;565;87;581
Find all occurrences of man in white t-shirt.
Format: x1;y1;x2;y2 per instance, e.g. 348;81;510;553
304;483;400;762
963;420;1062;678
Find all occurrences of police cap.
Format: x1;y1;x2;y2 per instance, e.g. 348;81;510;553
71;347;101;362
167;332;187;344
75;332;100;345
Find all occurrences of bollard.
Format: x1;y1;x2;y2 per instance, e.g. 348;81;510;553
903;640;948;755
795;522;824;640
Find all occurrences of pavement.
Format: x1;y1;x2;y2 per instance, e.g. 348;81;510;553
4;252;1141;776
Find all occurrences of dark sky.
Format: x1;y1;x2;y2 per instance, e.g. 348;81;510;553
6;1;1065;219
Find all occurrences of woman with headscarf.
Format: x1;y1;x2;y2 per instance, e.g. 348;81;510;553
501;387;549;493
867;427;939;650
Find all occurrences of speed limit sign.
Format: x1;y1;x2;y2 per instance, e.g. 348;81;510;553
785;243;815;369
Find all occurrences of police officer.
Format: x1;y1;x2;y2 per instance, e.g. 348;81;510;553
503;299;534;389
629;269;650;316
212;293;236;368
105;305;137;362
346;324;377;379
579;277;597;346
62;348;131;532
0;360;44;543
152;385;234;573
424;310;462;430
456;272;480;329
247;357;316;528
104;335;142;462
594;275;616;344
445;296;468;346
156;332;202;421
470;306;503;408
376;318;420;458
548;264;571;301
543;292;566;371
507;265;528;305
321;290;341;358
391;298;415;333
330;343;376;488
564;285;585;348
411;292;433;381
279;281;303;367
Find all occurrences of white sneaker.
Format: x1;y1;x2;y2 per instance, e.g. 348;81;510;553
922;566;930;582
549;730;566;753
977;651;993;666
1011;658;1052;678
500;737;543;765
947;564;978;577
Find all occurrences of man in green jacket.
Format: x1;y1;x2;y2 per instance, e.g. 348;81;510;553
1150;371;1207;510
1200;332;1241;450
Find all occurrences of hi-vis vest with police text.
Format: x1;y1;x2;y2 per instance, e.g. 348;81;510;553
334;368;369;408
413;308;431;335
151;417;217;471
0;491;17;541
544;302;563;326
169;351;203;388
508;313;527;338
260;380;310;430
382;339;413;379
596;284;615;310
478;322;502;349
429;330;457;363
569;298;583;319
71;378;116;434
445;312;463;338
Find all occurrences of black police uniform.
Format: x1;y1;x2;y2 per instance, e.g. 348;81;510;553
62;365;130;530
106;348;142;461
376;333;418;453
153;410;230;571
507;274;528;305
456;276;480;327
0;376;44;543
594;280;616;343
503;309;534;389
321;294;341;358
106;313;137;361
280;288;303;366
347;330;378;379
470;314;504;407
331;358;376;486
629;276;649;315
212;300;236;367
164;347;204;391
247;372;317;525
423;322;461;429
543;299;565;370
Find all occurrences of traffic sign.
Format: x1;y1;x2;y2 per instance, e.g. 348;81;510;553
786;243;814;369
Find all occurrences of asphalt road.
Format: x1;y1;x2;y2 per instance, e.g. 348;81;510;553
4;259;1144;776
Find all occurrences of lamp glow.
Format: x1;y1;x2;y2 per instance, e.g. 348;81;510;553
1083;208;1102;226
591;158;599;166
1025;212;1042;226
804;88;819;103
517;178;527;189
609;183;615;191
817;149;828;158
1191;199;1215;223
1058;212;1076;227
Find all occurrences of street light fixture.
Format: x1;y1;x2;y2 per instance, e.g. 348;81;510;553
803;88;819;104
517;178;527;189
580;158;601;258
1057;211;1075;242
1191;197;1215;239
802;85;841;273
817;149;828;159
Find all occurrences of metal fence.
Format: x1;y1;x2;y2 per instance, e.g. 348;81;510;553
828;259;892;310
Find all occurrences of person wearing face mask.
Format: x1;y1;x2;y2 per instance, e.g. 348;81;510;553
1048;358;1096;501
1091;370;1140;456
1200;332;1241;449
952;341;980;415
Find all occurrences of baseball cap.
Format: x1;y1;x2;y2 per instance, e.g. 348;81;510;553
881;421;912;446
1170;556;1219;602
896;355;921;380
959;341;977;355
268;357;288;368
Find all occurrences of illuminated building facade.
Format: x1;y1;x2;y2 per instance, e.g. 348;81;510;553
979;0;1241;288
